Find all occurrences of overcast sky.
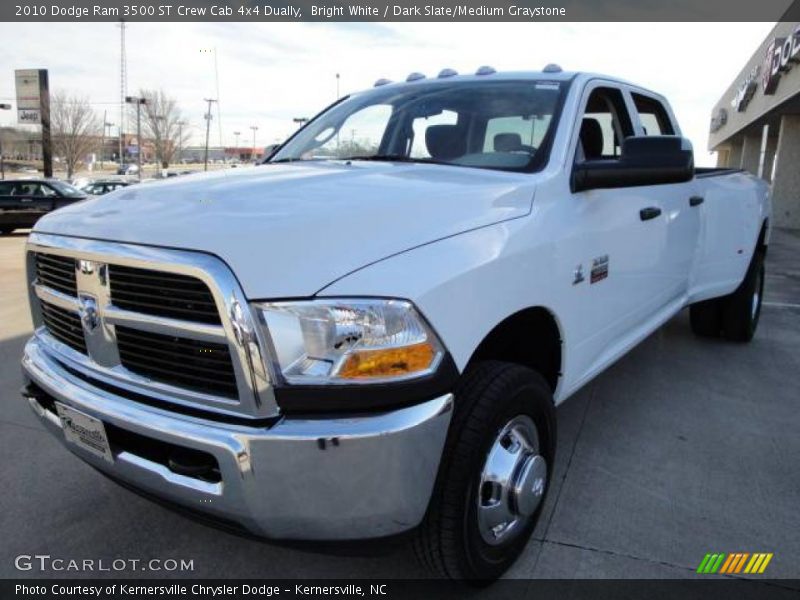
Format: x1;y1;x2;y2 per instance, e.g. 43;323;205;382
0;22;776;165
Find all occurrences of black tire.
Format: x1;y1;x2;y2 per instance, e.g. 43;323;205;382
689;298;723;337
722;250;765;342
413;361;556;582
0;227;15;235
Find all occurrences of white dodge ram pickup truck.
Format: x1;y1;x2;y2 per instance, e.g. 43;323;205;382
21;67;770;580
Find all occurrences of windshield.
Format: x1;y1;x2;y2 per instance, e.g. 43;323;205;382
271;79;568;172
49;180;86;198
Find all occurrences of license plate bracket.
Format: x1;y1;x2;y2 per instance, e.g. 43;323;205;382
55;403;114;464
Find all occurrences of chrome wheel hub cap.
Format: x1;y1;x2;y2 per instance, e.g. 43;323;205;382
477;415;547;545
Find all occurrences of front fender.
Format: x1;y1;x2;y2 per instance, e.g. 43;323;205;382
317;217;567;395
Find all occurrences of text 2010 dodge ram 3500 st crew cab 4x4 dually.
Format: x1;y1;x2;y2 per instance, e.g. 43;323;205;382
21;68;770;580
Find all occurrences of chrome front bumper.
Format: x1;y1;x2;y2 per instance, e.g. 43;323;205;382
22;336;453;540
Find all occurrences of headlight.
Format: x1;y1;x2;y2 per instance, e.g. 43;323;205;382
255;299;444;384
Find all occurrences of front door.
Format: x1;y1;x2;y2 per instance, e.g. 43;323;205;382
556;84;671;389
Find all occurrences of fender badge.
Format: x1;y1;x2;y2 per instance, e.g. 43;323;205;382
572;264;585;285
590;255;609;284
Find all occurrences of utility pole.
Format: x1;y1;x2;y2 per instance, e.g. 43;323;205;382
249;125;258;161
39;70;53;178
336;73;340;99
203;98;217;171
118;21;127;167
0;103;11;179
125;95;147;180
233;131;240;160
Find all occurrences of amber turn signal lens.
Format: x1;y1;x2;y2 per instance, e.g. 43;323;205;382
338;342;436;379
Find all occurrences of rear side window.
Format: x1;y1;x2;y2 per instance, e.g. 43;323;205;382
632;93;675;136
0;183;13;195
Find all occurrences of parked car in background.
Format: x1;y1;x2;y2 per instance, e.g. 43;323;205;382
78;179;133;196
116;163;139;176
0;179;89;234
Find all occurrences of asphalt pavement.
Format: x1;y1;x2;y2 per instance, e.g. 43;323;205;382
1;228;798;585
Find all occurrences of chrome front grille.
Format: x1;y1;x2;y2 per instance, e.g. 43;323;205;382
35;253;77;297
109;264;222;325
26;233;277;420
40;300;86;354
115;326;238;399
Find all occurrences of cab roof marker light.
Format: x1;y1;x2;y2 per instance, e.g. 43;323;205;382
437;68;458;78
406;72;426;82
373;78;392;87
543;63;563;73
475;66;497;76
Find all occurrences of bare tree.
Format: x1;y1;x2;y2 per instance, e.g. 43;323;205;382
137;89;190;168
50;92;100;178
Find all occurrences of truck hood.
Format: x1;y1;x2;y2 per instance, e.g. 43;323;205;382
35;162;536;298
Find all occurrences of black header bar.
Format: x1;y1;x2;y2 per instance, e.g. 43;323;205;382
4;0;800;22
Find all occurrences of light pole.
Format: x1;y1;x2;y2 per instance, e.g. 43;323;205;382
249;125;258;161
177;120;187;165
101;118;114;170
336;73;340;100
125;95;148;180
233;131;240;161
293;117;309;126
0;103;11;179
203;98;217;171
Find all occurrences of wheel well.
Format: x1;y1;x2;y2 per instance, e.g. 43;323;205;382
467;307;562;392
757;219;769;256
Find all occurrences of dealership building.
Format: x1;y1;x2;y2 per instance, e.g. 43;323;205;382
709;21;800;229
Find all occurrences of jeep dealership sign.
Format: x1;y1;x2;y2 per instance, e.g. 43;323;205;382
14;69;48;125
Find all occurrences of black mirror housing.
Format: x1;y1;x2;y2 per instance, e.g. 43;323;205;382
571;135;694;193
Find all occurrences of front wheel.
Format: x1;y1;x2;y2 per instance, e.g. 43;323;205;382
414;361;556;582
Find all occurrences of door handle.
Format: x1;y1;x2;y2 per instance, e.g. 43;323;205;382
689;196;704;207
639;206;662;221
20;198;32;203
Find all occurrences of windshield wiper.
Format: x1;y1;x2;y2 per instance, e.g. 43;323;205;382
270;157;310;163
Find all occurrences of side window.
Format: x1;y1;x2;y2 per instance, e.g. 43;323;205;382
12;183;37;196
314;104;392;159
0;182;13;195
632;93;675;136
40;185;57;197
410;110;458;158
578;87;633;161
